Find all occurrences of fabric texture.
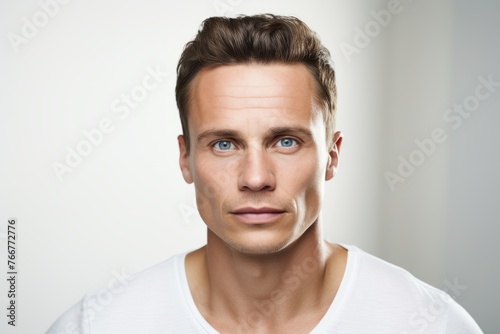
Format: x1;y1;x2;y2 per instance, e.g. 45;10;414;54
46;245;483;333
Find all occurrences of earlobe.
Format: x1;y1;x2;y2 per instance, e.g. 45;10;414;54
178;135;193;184
325;131;343;181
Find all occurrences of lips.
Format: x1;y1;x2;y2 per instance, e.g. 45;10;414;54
230;207;286;224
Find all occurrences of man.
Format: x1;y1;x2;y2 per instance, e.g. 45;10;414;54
47;14;482;333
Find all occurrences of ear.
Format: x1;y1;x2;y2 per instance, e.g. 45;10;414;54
325;131;342;181
178;135;193;184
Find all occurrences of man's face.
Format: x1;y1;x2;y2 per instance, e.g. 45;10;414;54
178;63;341;254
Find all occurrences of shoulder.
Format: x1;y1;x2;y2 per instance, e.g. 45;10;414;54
347;245;442;300
346;245;452;305
45;253;189;334
330;245;483;333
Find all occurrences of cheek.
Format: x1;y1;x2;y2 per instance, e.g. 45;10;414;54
298;174;324;225
300;167;324;203
281;154;325;215
284;150;325;188
191;157;233;213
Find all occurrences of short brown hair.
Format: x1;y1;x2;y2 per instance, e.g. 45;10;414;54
175;14;336;151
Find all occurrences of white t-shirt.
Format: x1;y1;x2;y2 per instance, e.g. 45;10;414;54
46;245;483;333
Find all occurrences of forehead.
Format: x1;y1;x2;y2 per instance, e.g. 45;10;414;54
189;63;322;132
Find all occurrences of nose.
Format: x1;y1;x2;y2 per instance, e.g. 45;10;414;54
238;148;276;192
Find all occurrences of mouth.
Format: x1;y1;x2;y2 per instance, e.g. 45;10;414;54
229;207;286;224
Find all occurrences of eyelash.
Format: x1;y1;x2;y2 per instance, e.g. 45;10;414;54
212;140;235;151
275;137;298;148
211;137;300;151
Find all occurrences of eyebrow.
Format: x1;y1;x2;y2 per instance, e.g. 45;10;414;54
196;126;313;143
197;129;240;143
268;126;313;139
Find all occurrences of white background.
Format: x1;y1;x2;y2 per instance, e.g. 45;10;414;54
1;0;498;332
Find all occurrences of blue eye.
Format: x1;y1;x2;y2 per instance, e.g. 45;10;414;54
276;138;297;148
213;141;234;150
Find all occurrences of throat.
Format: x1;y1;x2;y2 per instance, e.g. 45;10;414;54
184;242;347;333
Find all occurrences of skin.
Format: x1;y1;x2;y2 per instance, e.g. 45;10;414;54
178;63;346;333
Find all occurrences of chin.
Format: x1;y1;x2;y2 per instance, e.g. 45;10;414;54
224;232;295;255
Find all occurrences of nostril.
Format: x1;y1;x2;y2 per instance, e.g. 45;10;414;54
237;151;276;191
239;170;276;192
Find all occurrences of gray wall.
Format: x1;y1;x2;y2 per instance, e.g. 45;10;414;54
446;1;500;332
380;1;499;331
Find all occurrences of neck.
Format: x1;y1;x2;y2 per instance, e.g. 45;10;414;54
186;221;345;333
